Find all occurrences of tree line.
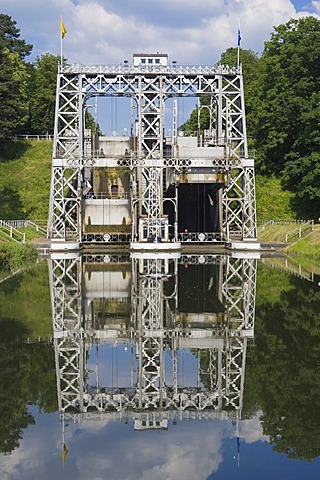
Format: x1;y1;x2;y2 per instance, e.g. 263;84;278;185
1;13;320;217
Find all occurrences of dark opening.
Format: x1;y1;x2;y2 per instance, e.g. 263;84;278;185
178;183;221;233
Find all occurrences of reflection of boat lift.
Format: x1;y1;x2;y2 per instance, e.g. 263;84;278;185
50;252;256;445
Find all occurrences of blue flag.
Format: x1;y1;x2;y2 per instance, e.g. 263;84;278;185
237;28;241;47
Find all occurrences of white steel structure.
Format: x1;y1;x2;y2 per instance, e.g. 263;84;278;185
48;57;258;250
49;252;257;429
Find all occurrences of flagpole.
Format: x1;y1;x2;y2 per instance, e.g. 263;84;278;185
237;19;241;68
60;16;63;65
237;42;240;67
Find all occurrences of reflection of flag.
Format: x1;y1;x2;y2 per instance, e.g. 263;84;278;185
237;28;241;47
62;443;68;466
60;18;67;39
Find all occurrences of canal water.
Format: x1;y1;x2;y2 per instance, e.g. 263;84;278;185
0;252;320;480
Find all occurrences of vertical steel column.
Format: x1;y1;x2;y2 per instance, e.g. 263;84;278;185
220;69;257;241
135;76;166;241
48;67;85;243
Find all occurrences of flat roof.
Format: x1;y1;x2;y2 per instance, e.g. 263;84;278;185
133;53;168;57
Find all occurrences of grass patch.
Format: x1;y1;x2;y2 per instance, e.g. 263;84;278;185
257;223;302;243
285;224;320;257
0;242;37;271
0;139;52;221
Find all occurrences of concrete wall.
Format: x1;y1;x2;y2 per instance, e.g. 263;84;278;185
84;199;131;226
98;136;130;156
177;137;225;158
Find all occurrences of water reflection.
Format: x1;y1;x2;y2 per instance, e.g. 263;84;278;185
3;253;320;478
50;252;256;449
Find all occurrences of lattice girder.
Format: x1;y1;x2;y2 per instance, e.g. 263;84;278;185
49;62;257;244
222;162;257;240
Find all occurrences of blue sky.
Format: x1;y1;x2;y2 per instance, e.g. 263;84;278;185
1;0;320;65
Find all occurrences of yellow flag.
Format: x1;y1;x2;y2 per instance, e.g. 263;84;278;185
60;18;67;39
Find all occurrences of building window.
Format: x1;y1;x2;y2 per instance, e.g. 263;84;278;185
148;58;153;64
141;58;146;64
155;59;160;64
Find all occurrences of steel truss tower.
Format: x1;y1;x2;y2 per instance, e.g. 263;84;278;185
48;60;258;249
49;252;257;428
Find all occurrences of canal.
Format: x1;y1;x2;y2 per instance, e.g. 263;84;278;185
0;252;319;479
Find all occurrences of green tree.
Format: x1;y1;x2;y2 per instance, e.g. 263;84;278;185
255;16;320;217
27;53;60;134
0;14;32;58
0;14;32;138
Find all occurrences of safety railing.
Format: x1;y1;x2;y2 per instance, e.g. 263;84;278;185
82;232;130;244
84;192;130;200
0;220;26;243
0;220;47;235
259;219;314;243
10;134;53;141
178;232;223;243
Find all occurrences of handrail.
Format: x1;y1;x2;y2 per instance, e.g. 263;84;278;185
259;219;314;243
10;134;53;141
0;219;47;235
0;221;26;243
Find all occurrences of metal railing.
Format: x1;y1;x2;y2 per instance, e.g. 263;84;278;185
0;220;26;243
84;192;130;200
0;220;47;235
10;134;53;141
178;232;223;243
62;63;242;75
259;219;314;243
82;232;130;244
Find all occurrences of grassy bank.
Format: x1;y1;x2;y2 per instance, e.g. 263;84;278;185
286;225;320;257
0;139;52;221
0;242;37;271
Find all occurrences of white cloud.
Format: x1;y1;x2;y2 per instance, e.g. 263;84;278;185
1;0;320;65
312;0;320;12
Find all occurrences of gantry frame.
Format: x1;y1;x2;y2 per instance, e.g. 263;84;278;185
48;62;258;247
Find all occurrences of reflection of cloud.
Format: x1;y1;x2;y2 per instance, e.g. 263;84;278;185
74;420;227;480
238;412;269;445
0;412;257;480
0;412;62;480
0;409;272;480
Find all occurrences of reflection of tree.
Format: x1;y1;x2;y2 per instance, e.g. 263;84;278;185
0;262;52;338
0;341;57;454
244;264;320;461
0;263;57;454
